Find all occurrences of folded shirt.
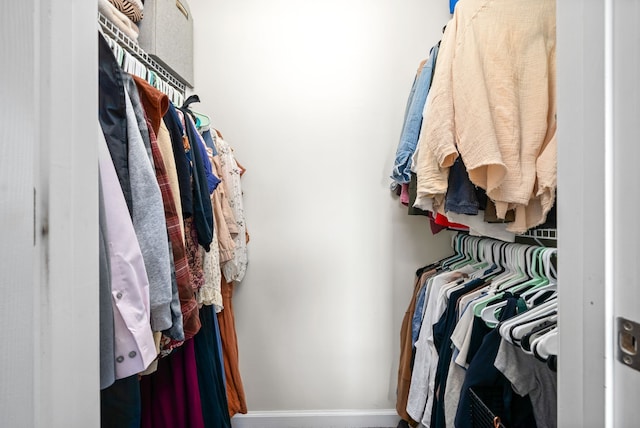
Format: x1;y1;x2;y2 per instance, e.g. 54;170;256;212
109;0;144;23
100;0;140;41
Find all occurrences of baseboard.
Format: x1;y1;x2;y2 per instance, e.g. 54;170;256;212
231;409;400;428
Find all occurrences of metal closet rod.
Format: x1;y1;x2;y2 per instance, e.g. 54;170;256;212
98;12;186;95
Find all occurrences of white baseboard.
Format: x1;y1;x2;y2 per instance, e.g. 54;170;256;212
231;409;400;428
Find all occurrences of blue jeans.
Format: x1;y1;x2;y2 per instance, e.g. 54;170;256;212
391;43;440;184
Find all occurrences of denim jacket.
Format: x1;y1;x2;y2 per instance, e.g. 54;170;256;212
391;43;440;184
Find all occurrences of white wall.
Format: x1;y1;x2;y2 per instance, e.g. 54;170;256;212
190;0;453;412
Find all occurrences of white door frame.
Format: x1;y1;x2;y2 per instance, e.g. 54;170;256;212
1;0;100;426
607;0;640;427
557;0;613;427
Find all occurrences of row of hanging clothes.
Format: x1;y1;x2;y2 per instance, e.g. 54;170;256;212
98;26;248;428
390;0;557;242
397;233;558;428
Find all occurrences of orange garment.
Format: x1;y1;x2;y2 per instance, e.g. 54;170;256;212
132;75;169;136
217;278;248;417
397;269;435;426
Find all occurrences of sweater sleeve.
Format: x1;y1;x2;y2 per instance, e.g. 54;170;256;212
125;88;173;332
414;18;459;208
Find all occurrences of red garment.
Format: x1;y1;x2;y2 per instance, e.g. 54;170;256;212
148;120;200;344
140;339;205;428
433;213;469;231
427;212;447;235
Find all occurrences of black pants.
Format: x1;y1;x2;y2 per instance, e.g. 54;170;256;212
101;375;141;428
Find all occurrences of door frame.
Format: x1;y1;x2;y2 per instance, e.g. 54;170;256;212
557;0;611;427
1;0;100;426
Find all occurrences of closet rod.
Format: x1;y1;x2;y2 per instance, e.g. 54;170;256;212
98;12;187;96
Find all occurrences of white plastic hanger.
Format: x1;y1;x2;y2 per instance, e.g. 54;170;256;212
511;313;558;344
498;298;557;343
532;326;558;359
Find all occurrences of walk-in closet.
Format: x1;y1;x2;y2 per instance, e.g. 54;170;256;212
2;0;639;427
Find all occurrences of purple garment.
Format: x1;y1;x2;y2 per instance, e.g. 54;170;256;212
140;339;205;428
428;212;448;235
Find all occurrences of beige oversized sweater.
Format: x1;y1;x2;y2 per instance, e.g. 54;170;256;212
414;0;557;233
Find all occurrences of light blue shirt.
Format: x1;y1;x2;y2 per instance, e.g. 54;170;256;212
412;278;430;347
391;43;440;184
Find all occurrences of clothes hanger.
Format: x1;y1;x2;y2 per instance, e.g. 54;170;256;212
479;245;527;323
449;235;476;269
498;296;557;339
446;238;509;322
442;238;499;301
498;297;557;343
521;320;557;356
485;243;520;291
454;236;492;272
515;314;558;350
520;248;557;306
505;246;549;293
472;243;526;320
494;244;533;291
507;310;557;344
484;245;550;316
442;233;469;268
532;326;558;360
479;252;543;327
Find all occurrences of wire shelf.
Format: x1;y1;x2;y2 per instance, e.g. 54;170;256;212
98;12;186;95
520;228;557;240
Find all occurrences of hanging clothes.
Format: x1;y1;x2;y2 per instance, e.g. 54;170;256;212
140;339;206;428
414;0;557;233
215;132;249;284
454;297;537;428
391;43;440;185
396;235;558;428
179;109;215;251
98;21;251;424
98;175;116;390
98;128;156;428
101;375;142;428
397;267;438;426
494;339;558;428
194;305;233;428
98;126;156;381
99;34;132;213
218;278;248;417
164;103;194;221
